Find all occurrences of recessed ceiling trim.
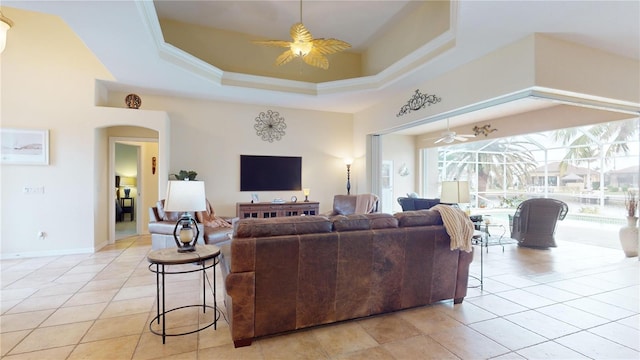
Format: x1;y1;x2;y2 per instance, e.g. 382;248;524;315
222;71;317;95
138;1;225;84
530;87;640;115
138;1;458;97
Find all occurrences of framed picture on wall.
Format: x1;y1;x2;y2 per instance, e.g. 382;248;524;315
1;128;50;165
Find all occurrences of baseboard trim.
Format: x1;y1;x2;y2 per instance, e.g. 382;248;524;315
0;247;96;260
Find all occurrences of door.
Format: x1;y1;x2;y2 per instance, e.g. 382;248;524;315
381;160;393;213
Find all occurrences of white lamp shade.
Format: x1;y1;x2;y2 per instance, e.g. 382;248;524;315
0;14;12;54
119;176;137;187
440;181;470;204
164;180;207;212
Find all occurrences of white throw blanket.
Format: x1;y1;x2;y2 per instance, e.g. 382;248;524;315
355;194;378;214
431;204;474;252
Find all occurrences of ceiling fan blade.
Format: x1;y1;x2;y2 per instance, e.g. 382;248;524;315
252;40;291;48
434;138;444;144
454;136;469;142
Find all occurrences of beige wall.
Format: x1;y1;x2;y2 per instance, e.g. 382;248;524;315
105;92;353;217
380;134;416;213
1;8;353;258
2;7;638;258
1;8;113;257
354;35;639;184
362;1;450;76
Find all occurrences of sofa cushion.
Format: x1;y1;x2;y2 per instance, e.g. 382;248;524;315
235;216;332;238
156;200;186;222
332;213;398;232
394;210;443;227
414;198;441;210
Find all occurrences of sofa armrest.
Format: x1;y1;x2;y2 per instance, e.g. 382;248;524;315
225;272;256;347
149;207;160;222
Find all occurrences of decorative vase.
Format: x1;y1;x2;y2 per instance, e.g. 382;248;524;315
619;216;638;257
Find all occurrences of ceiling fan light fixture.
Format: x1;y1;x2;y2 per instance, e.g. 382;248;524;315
291;39;313;57
253;1;350;70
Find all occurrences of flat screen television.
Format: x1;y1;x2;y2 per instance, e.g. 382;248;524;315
240;155;302;191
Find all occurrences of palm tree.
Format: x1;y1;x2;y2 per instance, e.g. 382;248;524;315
553;119;639;189
439;138;539;194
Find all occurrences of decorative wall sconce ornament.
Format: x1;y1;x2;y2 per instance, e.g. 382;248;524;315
125;93;141;109
472;124;498;137
152;156;156;175
255;110;287;142
398;163;409;177
396;89;441;117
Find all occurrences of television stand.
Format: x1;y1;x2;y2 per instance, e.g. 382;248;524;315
236;201;319;219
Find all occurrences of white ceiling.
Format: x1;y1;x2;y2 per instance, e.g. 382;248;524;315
5;0;640;135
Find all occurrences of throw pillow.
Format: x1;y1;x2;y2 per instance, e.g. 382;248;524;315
197;200;232;228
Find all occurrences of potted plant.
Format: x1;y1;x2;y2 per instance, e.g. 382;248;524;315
171;170;197;181
619;190;638;257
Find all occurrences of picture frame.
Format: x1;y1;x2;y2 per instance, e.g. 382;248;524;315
1;128;50;165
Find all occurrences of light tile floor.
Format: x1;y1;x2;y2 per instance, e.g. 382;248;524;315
1;235;638;359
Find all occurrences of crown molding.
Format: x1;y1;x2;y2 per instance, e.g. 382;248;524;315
137;1;459;97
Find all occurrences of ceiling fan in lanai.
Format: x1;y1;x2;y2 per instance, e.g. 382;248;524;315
432;119;476;144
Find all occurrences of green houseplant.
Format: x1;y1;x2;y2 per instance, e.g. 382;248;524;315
171;170;197;181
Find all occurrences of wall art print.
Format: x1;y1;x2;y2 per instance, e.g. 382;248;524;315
1;128;50;165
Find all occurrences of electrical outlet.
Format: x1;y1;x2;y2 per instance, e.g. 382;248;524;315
23;186;45;194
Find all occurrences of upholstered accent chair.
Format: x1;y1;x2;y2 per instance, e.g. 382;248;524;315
325;194;379;216
397;197;440;211
510;198;569;248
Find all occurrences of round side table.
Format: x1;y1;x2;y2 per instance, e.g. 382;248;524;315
147;244;221;343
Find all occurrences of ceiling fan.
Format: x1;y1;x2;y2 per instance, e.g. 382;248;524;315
253;0;351;70
433;119;476;144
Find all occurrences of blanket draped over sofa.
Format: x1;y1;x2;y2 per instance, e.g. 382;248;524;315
220;210;474;347
430;204;474;252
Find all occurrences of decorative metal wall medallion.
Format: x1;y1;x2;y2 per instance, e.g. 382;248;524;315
396;89;441;117
254;110;286;142
125;93;141;109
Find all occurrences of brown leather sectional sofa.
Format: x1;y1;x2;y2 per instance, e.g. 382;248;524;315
221;210;474;347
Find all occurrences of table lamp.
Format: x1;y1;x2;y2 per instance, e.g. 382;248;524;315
164;180;207;252
440;181;470;209
303;188;310;202
120;176;137;198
